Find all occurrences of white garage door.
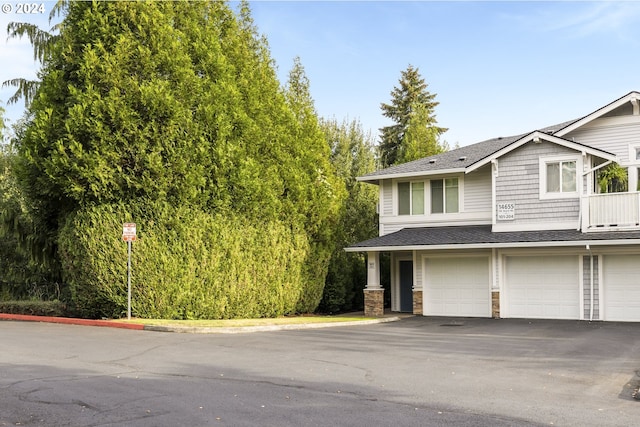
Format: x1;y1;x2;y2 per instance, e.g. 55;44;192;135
424;256;491;317
603;255;640;322
505;255;580;319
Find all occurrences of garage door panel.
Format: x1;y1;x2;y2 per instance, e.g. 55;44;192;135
424;256;490;317
603;255;640;322
505;256;580;320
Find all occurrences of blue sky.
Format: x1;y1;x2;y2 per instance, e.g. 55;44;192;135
2;1;640;147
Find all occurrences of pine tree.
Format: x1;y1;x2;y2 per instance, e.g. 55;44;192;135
379;65;447;167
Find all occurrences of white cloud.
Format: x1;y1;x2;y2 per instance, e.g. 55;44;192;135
548;2;640;38
505;1;640;40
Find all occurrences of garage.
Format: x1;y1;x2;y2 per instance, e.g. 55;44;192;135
504;255;580;319
602;254;640;322
423;256;491;317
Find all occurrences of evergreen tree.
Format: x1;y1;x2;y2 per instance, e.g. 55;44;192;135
9;1;343;318
319;117;378;313
283;56;345;312
379;65;447;167
398;102;449;164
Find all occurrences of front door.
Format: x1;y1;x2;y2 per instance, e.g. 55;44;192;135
399;260;413;313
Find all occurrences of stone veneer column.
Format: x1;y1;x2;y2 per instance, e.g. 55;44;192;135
412;290;423;315
364;289;384;317
491;291;500;318
364;251;384;317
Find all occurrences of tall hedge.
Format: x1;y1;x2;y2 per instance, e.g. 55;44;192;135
59;203;310;319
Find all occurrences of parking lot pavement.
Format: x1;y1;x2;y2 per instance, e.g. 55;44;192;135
1;317;640;426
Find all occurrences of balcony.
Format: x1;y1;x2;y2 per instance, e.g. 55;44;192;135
582;192;640;231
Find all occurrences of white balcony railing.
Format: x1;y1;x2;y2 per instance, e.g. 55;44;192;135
582;192;640;231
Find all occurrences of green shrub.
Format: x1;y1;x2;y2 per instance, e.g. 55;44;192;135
58;202;312;319
0;300;67;316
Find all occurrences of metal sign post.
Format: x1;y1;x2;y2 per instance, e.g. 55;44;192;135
122;223;137;320
127;240;132;320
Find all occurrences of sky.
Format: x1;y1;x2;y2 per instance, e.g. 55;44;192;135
1;1;640;148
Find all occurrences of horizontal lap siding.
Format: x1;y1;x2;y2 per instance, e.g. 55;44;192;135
464;167;492;213
496;141;579;225
566;120;640;162
379;169;493;235
582;255;599;320
382;180;393;216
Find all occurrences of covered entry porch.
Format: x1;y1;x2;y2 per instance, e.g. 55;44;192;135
362;250;495;318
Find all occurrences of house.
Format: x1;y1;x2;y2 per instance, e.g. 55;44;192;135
346;91;640;322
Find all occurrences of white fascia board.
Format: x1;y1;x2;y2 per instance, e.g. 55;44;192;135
555;91;640;137
466;131;617;174
344;238;640;252
357;168;466;183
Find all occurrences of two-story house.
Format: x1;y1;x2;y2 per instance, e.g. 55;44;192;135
347;91;640;322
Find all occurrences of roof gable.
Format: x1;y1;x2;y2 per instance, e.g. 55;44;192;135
466;131;617;173
554;91;640;136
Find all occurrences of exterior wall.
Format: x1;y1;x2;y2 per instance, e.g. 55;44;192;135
464;166;493;213
412;290;423;314
364;289;384;317
495;141;580;230
582;255;599;320
379;167;492;236
565;117;640;164
492;291;500;318
381;245;638;321
381;179;393;216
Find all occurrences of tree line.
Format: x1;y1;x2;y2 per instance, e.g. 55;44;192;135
0;0;446;318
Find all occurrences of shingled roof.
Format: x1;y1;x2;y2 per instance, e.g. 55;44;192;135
346;225;640;251
358;120;579;182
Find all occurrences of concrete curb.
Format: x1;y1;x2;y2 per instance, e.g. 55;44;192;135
0;313;145;330
143;316;402;334
0;313;403;333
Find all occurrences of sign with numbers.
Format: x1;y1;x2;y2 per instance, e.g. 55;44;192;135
497;203;515;221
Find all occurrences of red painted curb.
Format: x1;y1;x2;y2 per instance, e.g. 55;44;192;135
0;313;145;330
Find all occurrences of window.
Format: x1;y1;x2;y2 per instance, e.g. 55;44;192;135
546;160;576;193
540;156;580;199
431;178;458;213
398;182;424;215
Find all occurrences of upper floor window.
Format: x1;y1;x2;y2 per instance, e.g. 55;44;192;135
546;160;576;193
398;181;424;215
539;155;580;199
431;178;459;213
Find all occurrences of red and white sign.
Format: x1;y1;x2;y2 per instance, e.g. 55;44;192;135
122;223;137;242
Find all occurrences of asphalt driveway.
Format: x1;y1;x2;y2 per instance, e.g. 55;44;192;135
1;316;639;426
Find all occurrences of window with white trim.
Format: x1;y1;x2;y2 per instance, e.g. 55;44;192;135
398;181;424;215
540;156;580;199
546;160;576;193
430;178;459;213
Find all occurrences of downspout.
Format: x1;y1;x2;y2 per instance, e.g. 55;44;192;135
586;244;594;321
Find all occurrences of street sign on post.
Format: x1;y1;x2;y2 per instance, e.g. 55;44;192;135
122;223;136;320
122;223;137;242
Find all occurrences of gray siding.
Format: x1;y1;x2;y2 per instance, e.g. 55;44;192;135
381;179;393;216
565;119;640;163
464;166;492;213
582;255;599;320
495;141;580;226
